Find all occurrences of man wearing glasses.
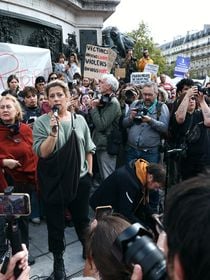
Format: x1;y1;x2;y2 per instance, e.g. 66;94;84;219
123;82;170;164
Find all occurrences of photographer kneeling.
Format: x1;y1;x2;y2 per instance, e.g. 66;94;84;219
90;158;166;232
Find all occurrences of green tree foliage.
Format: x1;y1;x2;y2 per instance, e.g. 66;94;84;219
127;21;168;75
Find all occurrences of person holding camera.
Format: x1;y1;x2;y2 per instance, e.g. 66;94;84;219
90;73;121;181
123;82;170;164
120;48;137;83
84;215;133;280
170;86;210;180
130;170;210;280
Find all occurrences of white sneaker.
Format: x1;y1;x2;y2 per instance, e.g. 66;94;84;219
31;217;41;224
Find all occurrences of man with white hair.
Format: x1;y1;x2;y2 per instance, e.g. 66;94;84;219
90;74;121;180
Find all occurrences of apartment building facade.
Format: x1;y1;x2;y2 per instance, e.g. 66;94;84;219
160;24;210;79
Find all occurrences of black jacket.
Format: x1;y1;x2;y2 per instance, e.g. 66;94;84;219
90;161;158;225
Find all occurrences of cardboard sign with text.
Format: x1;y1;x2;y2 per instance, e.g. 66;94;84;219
115;68;126;79
131;72;151;85
0;43;52;93
83;44;117;79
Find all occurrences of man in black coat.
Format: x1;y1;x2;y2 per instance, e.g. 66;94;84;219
90;159;166;228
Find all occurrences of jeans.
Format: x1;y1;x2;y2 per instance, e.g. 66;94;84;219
126;146;160;164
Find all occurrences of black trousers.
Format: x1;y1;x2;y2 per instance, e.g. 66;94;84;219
45;173;92;254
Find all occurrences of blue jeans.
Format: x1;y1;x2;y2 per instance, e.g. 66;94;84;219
126;146;160;164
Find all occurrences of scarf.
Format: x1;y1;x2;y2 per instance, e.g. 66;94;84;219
0;119;20;135
134;158;149;205
143;98;158;114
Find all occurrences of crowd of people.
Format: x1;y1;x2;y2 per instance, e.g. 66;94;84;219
1;49;210;280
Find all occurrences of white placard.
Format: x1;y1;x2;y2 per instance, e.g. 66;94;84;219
0;43;52;93
144;63;159;75
131;72;151;85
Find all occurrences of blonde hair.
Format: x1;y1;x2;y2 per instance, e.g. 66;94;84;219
0;94;23;121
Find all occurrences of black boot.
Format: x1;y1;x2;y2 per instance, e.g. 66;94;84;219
52;253;67;280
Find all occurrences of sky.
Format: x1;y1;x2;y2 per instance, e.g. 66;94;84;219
103;0;210;45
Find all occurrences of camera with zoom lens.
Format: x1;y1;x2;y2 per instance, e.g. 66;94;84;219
112;223;167;280
197;85;210;96
133;104;148;124
100;94;111;105
94;91;112;106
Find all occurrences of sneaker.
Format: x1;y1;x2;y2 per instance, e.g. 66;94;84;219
31;217;41;224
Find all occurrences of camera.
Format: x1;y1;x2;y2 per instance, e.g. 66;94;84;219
125;90;137;105
0;187;30;277
197;85;210;96
112;223;166;280
133;104;148;124
100;94;111;105
27;116;37;124
94;91;112;106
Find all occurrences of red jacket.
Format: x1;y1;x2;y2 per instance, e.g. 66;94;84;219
0;123;38;191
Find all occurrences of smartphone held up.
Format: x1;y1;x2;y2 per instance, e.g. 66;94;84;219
0;193;31;216
95;205;113;220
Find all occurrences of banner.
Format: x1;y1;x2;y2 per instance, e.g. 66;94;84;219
83;44;117;79
174;56;190;78
0;43;52;93
131;72;151;85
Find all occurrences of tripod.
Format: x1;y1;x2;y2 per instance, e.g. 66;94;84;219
0;186;25;277
0;216;23;278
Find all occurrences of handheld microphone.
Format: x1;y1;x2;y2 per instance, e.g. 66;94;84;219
51;105;59;133
52;105;60;118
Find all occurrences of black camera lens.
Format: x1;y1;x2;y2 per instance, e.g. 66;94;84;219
197;85;210;96
112;223;167;280
125;236;166;280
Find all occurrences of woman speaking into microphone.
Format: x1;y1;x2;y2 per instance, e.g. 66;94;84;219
33;80;95;279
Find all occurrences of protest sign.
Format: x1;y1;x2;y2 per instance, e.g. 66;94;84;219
174;56;190;78
131;72;151;85
83;44;117;79
0;43;52;93
115;68;126;79
144;63;159;75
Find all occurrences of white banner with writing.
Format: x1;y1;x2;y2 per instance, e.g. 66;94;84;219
0;43;52;93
